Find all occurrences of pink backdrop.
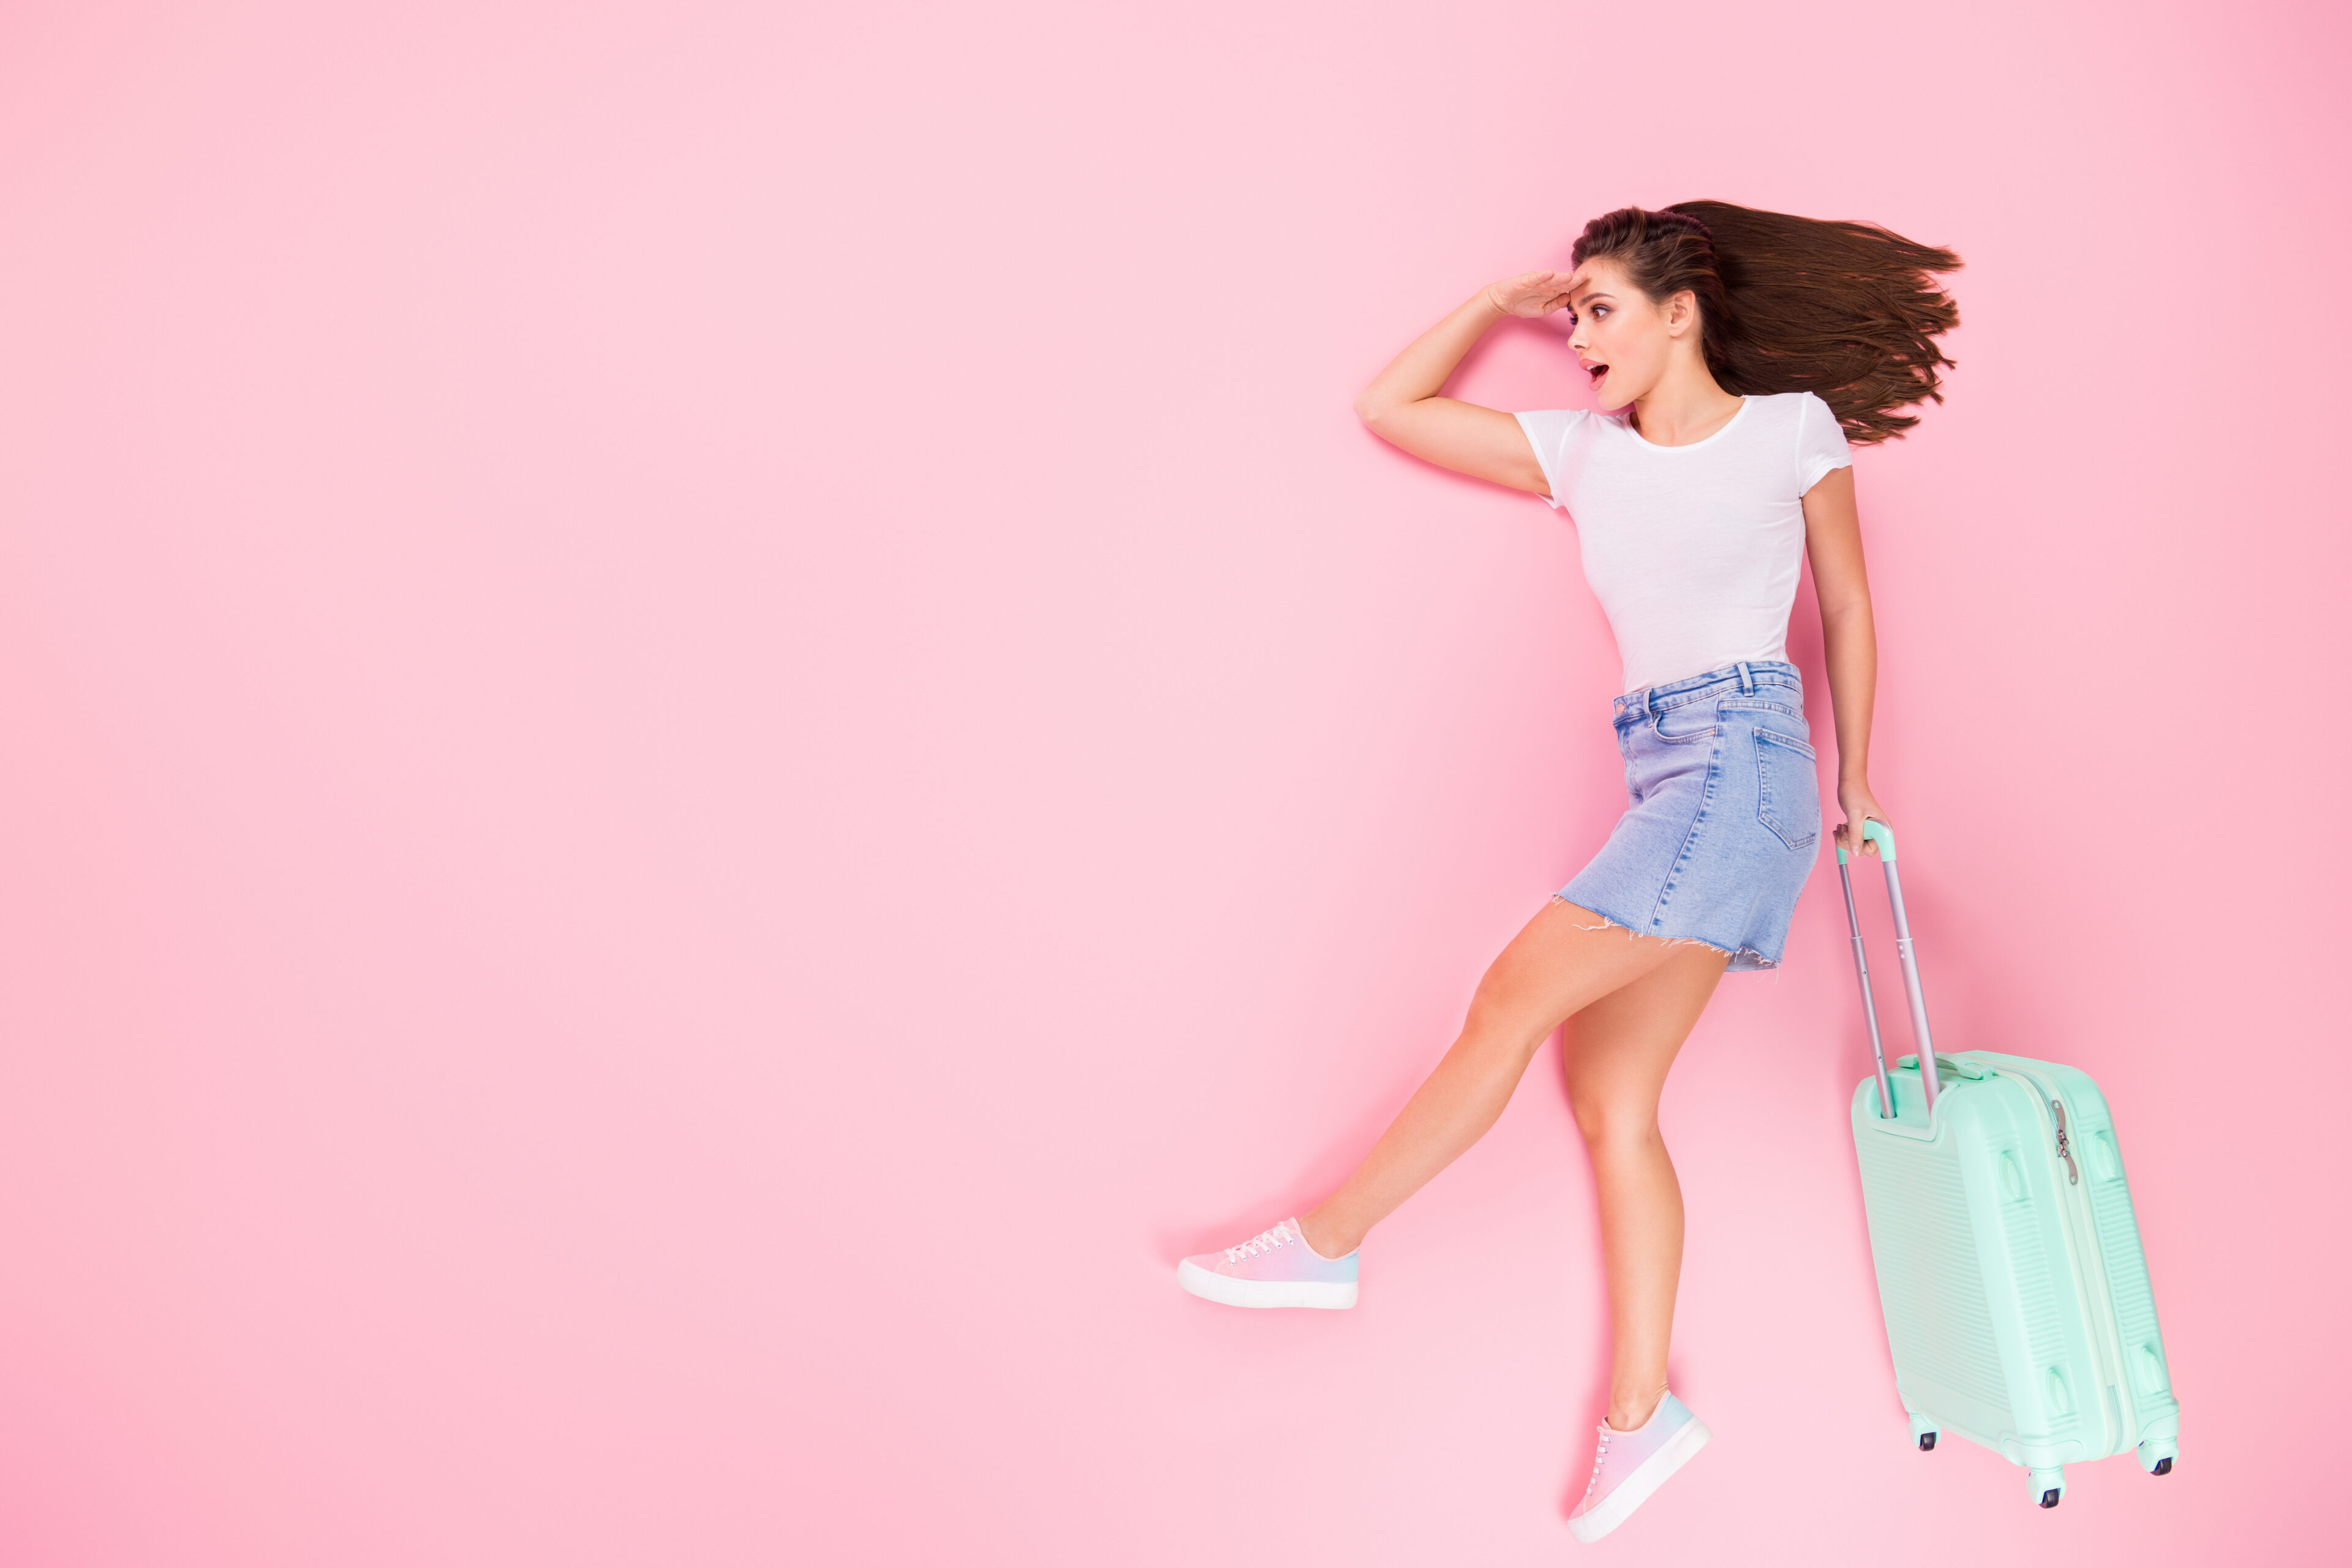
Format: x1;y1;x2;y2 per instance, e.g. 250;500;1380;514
1;1;2346;1562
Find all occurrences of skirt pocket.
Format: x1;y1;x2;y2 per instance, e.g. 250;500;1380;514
1752;727;1820;851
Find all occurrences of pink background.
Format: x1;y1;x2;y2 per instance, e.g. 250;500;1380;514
1;1;2346;1562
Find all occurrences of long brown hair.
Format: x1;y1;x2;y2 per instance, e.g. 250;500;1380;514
1570;202;1962;445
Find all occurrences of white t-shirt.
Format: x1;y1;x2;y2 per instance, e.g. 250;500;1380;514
1515;391;1852;693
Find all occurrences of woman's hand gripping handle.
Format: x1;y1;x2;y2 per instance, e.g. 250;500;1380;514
1835;788;1893;863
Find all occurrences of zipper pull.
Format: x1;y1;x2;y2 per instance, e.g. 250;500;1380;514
2051;1099;2079;1185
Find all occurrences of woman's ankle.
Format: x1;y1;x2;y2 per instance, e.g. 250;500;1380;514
1297;1210;1359;1260
1605;1385;1667;1431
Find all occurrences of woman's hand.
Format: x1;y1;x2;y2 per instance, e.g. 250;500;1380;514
1836;782;1891;860
1484;269;1579;318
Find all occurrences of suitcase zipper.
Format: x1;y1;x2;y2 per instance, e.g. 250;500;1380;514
1998;1069;2132;1457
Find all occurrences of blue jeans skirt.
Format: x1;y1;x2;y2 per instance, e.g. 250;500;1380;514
1558;660;1822;971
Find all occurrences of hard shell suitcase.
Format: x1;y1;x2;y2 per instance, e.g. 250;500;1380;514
1839;822;2181;1507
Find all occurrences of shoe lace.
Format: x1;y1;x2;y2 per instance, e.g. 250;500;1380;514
1224;1223;1296;1263
1583;1426;1613;1498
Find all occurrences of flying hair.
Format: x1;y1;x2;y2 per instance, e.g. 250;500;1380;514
1570;202;1962;445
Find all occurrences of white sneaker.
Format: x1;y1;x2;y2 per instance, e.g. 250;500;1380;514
1175;1219;1358;1309
1567;1392;1711;1544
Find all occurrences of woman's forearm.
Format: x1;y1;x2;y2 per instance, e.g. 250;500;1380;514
1353;289;1507;424
1820;598;1877;787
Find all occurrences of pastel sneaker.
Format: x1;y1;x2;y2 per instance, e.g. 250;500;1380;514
1566;1391;1711;1544
1175;1219;1358;1309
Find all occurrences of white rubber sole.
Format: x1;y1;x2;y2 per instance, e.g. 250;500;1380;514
1175;1257;1357;1309
1567;1415;1711;1544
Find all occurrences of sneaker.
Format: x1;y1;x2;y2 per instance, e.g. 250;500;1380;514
1566;1392;1711;1544
1175;1219;1359;1309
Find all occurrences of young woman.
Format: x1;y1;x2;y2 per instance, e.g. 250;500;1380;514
1175;203;1961;1542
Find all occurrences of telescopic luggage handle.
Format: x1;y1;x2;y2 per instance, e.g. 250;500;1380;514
1838;819;1940;1118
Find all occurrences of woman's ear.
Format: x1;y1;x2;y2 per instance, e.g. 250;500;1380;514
1664;289;1699;337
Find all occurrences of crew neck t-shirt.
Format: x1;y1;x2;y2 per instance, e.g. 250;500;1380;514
1514;391;1852;694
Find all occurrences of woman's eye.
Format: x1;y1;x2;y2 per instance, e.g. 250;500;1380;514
1593;306;1609;318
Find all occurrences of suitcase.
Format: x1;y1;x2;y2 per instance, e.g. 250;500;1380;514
1838;821;2180;1507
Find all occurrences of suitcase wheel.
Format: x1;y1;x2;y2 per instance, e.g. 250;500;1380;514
1917;1432;1937;1452
2027;1467;2065;1508
2138;1438;2178;1476
1907;1412;1939;1452
2039;1490;2061;1509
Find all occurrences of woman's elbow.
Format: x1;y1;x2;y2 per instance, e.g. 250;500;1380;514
1817;592;1876;629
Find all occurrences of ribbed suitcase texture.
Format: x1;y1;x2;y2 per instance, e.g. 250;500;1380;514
1837;826;2180;1506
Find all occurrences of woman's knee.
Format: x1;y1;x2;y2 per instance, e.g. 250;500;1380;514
1567;1084;1660;1152
1460;974;1552;1058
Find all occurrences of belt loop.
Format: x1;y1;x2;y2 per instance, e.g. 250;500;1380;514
1736;660;1754;694
1642;685;1657;715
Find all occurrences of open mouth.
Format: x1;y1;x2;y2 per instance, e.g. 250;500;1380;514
1585;361;1610;385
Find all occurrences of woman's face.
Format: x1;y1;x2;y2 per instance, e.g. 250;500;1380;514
1565;257;1684;410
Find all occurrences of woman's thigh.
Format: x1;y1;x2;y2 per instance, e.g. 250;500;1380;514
1559;943;1730;1130
1467;899;1709;1052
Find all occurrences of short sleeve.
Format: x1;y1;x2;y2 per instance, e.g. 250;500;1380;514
1513;409;1587;510
1795;393;1853;494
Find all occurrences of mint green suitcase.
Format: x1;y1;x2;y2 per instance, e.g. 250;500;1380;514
1840;823;2180;1507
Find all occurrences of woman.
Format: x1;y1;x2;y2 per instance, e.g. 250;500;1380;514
1175;203;1961;1542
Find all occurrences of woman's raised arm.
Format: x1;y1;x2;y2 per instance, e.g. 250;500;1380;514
1353;271;1577;495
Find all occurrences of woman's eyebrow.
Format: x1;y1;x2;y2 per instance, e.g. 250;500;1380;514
1571;288;1614;309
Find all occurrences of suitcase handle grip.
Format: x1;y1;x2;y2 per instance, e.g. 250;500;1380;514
1837;818;1940;1118
1836;818;1897;864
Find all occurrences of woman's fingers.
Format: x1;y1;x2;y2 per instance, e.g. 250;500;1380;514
1492;270;1576;317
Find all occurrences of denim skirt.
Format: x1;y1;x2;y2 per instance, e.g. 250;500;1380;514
1558;660;1822;971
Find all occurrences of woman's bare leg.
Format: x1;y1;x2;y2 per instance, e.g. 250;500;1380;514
1298;900;1687;1259
1559;943;1728;1430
